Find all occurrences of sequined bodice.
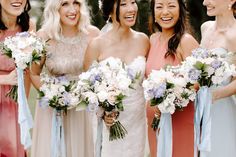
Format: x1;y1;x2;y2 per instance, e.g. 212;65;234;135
45;32;88;79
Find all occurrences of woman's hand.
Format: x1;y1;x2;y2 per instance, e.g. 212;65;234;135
104;111;119;127
6;70;17;85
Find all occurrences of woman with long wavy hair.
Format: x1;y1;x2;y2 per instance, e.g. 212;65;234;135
30;0;99;156
145;0;199;156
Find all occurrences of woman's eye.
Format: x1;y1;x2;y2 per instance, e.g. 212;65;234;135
73;1;80;5
61;2;68;6
120;3;126;6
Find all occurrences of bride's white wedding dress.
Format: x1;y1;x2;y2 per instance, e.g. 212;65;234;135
202;48;236;157
99;56;147;157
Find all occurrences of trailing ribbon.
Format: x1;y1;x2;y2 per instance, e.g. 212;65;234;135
156;113;172;157
194;87;212;157
95;118;103;157
51;110;66;157
17;68;33;149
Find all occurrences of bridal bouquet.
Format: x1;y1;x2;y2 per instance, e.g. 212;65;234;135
1;31;46;101
76;57;134;141
38;73;78;111
180;47;236;87
179;47;236;155
143;67;196;130
0;31;45;149
38;73;78;157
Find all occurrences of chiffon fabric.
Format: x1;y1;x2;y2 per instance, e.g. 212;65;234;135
0;29;25;157
145;33;194;157
201;48;236;157
31;33;94;157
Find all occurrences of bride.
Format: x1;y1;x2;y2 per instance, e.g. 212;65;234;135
200;0;236;156
84;0;149;156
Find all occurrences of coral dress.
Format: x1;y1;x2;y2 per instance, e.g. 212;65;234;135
0;29;25;157
146;34;194;157
31;33;94;157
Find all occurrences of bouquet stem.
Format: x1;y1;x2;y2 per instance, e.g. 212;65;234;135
109;121;127;141
151;113;160;131
6;85;18;101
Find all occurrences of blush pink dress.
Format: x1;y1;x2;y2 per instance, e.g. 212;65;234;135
146;34;194;157
0;29;25;157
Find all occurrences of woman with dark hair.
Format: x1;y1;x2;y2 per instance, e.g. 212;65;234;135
0;0;35;156
200;0;236;156
145;0;199;156
84;0;149;156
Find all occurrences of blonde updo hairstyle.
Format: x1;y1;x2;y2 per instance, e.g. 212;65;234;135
41;0;90;40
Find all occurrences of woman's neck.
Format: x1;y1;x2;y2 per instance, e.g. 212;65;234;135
215;11;236;32
61;25;79;38
1;12;18;31
111;23;133;41
160;29;174;43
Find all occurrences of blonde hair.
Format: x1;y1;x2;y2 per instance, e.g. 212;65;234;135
41;0;91;40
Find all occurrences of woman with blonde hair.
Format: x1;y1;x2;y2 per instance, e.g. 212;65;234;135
30;0;99;156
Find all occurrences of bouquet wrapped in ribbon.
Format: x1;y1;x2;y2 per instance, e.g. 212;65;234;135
76;57;135;141
38;73;78;157
143;67;196;157
0;31;46;149
179;47;236;156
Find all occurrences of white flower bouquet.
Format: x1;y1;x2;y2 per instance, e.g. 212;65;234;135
143;67;196;130
38;73;78;112
76;57;134;141
1;31;46;101
180;47;236;87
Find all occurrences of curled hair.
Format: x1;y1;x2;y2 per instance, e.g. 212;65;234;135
233;2;236;18
0;0;31;31
151;0;188;58
101;0;120;23
41;0;91;40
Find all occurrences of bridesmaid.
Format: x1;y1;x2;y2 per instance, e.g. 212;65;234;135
30;0;99;156
145;0;199;156
0;0;35;156
200;0;236;156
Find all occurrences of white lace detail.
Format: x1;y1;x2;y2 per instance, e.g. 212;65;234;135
100;56;147;157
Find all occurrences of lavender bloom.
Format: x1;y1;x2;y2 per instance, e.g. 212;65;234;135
192;48;209;58
127;68;135;80
148;83;166;99
188;69;201;81
17;32;30;37
211;60;222;69
63;92;70;106
90;74;102;85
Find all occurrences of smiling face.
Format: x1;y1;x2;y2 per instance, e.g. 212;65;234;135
59;0;80;28
154;0;180;31
0;0;27;17
112;0;138;27
203;0;235;16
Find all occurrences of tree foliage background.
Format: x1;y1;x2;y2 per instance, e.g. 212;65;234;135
31;0;212;41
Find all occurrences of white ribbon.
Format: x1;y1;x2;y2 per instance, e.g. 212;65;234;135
95;118;103;157
51;110;66;157
156;113;172;157
17;68;33;149
194;87;212;157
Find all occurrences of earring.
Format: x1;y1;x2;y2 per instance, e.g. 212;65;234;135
106;15;111;24
228;4;232;10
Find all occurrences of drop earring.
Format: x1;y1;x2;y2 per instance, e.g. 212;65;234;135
228;4;232;10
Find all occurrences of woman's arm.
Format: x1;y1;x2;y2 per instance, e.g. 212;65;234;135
0;70;17;85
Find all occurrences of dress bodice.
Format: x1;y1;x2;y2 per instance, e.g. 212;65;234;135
45;32;88;79
146;34;181;76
